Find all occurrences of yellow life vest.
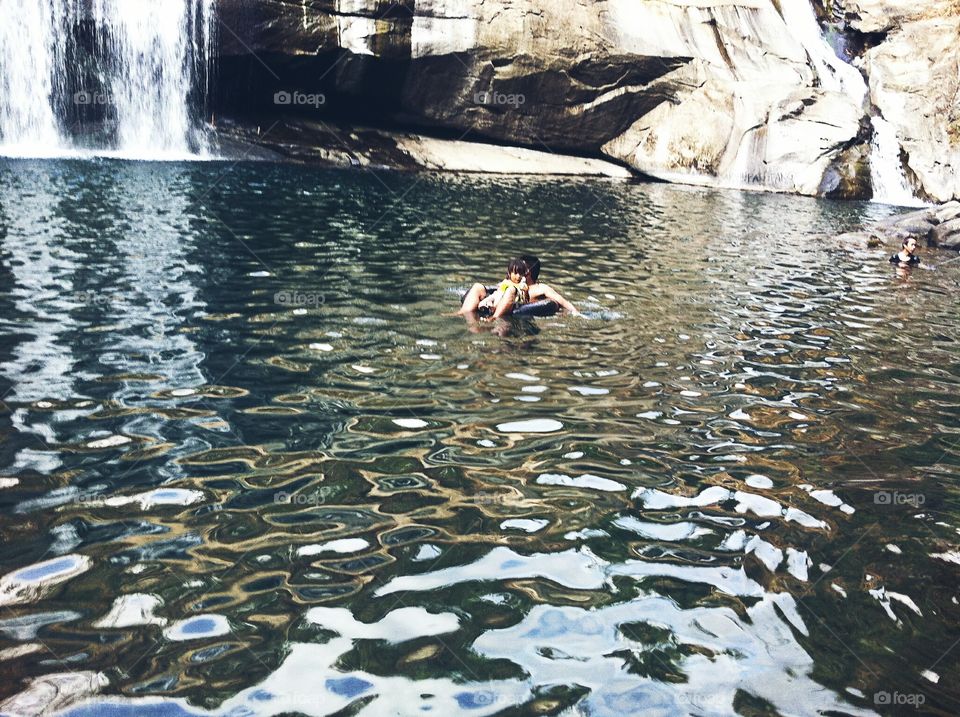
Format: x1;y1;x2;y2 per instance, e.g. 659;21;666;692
497;279;528;305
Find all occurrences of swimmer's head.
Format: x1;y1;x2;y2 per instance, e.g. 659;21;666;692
519;254;540;282
506;258;527;285
902;237;919;253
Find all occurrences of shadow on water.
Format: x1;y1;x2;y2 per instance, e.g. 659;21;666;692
0;160;959;715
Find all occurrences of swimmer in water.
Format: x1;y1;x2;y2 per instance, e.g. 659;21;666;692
890;236;920;267
518;254;579;315
460;257;529;319
460;255;579;318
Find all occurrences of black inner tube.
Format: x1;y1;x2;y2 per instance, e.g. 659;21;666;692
461;287;559;318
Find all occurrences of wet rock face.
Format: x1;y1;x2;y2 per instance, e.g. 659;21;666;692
213;0;957;200
214;0;690;157
862;18;960;203
827;0;960;202
830;0;956;33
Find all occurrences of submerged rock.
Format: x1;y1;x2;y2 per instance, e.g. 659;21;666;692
930;218;960;250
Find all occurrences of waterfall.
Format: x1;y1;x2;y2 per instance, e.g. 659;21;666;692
0;0;215;159
720;0;871;191
782;0;927;206
868;116;925;207
91;0;214;157
0;0;70;156
779;0;866;102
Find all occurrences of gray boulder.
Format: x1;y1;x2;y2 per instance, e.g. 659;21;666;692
930;217;960;250
864;200;960;250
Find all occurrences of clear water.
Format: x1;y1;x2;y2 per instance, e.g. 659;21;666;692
1;160;959;716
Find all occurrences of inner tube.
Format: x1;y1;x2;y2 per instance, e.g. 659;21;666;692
462;286;559;318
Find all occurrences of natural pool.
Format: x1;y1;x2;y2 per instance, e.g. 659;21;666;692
0;159;958;716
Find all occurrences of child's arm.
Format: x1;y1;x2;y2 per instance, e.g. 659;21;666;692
530;283;579;315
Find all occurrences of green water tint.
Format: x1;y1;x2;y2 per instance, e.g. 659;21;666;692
0;159;958;715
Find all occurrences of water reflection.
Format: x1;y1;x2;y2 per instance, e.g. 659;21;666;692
0;162;82;474
0;163;958;715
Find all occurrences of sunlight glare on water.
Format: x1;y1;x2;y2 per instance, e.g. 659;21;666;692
1;159;959;715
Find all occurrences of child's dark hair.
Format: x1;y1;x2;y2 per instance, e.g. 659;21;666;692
506;257;527;278
519;254;540;282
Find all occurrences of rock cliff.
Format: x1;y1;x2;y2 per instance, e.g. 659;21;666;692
843;0;960;203
213;0;960;202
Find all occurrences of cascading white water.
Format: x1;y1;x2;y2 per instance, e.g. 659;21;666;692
91;0;212;157
720;0;870;190
782;0;924;206
0;0;215;159
780;0;866;102
0;0;70;156
869;116;924;207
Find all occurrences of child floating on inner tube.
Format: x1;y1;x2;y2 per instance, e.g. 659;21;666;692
472;257;530;318
459;255;579;318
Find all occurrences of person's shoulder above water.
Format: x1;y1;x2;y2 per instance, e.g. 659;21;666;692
889;253;920;265
889;237;920;266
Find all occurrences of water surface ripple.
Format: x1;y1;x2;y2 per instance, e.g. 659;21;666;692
1;160;958;716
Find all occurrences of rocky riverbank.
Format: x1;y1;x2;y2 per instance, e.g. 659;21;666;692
215;118;633;176
842;201;960;250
